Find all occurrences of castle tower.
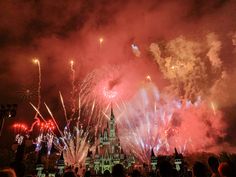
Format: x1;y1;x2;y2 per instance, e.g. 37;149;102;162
57;153;65;176
109;106;116;141
36;151;44;177
85;105;135;174
150;148;158;171
174;148;183;172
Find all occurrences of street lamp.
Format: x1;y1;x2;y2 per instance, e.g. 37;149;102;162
0;104;17;136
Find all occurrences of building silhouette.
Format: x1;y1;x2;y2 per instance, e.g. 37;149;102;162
85;107;135;174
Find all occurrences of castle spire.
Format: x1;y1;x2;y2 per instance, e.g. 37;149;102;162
110;103;114;120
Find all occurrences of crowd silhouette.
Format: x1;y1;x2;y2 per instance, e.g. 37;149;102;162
1;154;236;177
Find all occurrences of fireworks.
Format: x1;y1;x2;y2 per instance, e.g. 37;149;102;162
32;58;41;119
70;60;76;119
99;37;104;45
116;81;225;163
12;123;28;145
31;118;56;154
18;35;229;167
43;101;93;166
211;102;217;115
80;66;124;106
28;60;96;167
13;123;28;133
150;34;224;102
36;119;55;132
131;43;141;57
53;126;92;167
103;86;118;99
17;86;38;102
146;75;152;82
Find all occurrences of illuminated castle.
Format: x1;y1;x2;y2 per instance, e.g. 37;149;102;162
85;107;135;174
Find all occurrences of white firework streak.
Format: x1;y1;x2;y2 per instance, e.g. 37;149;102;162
32;58;41;119
46;101;95;167
70;60;76;119
115;83;182;163
115;81;226;163
59;91;68;122
53;126;92;167
46;133;54;155
31;100;95;167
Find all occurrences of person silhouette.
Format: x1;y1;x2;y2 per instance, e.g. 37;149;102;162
193;161;209;177
112;164;126;177
208;156;220;177
0;168;17;177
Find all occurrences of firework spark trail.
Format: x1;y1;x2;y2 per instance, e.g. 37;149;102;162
99;37;104;47
30;103;47;124
131;43;141;57
77;70;108;130
29;117;40;132
44;103;64;137
70;60;76;120
78;94;81;124
46;133;54;155
211;101;216;115
59;91;68;122
35;133;43;152
87;99;95;126
33;58;41;119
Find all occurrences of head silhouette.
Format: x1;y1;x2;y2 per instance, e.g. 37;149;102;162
0;168;17;177
131;169;141;177
112;164;125;177
193;161;209;177
159;160;173;177
208;156;219;173
104;170;111;177
218;162;233;177
63;171;76;177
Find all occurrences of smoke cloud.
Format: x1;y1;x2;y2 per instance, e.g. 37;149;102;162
0;0;236;149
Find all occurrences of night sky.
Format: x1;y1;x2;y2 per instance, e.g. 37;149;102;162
0;0;236;150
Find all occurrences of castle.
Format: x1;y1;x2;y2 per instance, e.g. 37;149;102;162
85;107;136;174
35;107;161;176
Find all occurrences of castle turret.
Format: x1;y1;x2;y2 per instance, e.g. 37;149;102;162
85;150;92;170
109;106;116;141
94;146;100;174
57;153;65;176
150;148;158;171
174;148;183;172
36;150;44;177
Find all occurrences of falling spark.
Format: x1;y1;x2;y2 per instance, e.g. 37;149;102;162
87;100;95;126
29;117;40;132
30;102;47;123
44;103;64;137
17;86;38;102
32;58;41;119
211;102;216;115
59;91;68;122
99;37;104;45
78;95;81;123
131;43;141;57
70;60;76;119
102;111;110;120
146;75;152;81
